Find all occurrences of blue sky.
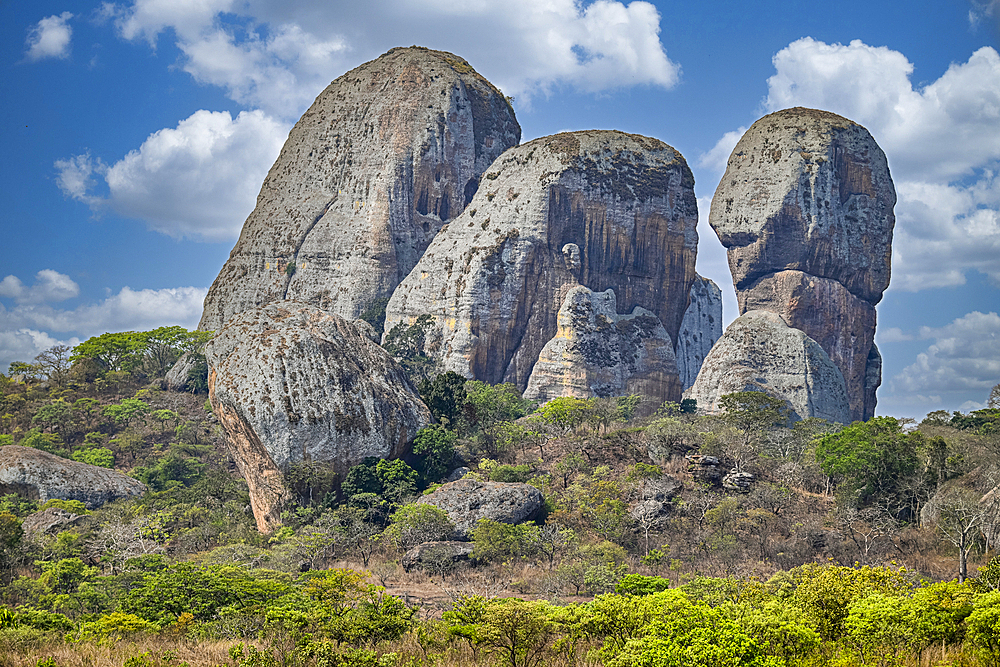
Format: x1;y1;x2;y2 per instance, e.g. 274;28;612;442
1;0;998;420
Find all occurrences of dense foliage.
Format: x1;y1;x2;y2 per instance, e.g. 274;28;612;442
2;336;1000;666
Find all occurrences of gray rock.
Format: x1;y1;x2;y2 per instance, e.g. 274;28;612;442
676;275;723;391
21;507;82;538
401;540;475;572
523;286;680;404
199;47;520;331
0;446;146;509
710;107;895;305
447;466;471;482
685;454;722;485
352;319;382;345
205;301;431;532
739;270;876;421
165;352;199;392
385;130;699;396
723;470;755;492
416;478;544;539
685;310;851;424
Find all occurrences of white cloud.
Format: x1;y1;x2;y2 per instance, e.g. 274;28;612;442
969;0;999;26
891;311;1000;395
0;270;80;305
0;330;79;371
57;110;287;241
24;12;74;62
702;38;1000;294
875;327;914;343
698;128;745;176
0;284;207;372
108;0;679;117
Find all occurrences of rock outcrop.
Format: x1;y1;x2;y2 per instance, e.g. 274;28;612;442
401;541;475;571
707;108;895;420
199;47;520;332
416;478;544;539
523;286;680;403
0;446;146;508
385;130;698;401
205;301;431;532
21;507;83;538
676;275;722;390
685;310;851;424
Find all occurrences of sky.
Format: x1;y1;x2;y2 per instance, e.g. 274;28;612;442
1;0;998;421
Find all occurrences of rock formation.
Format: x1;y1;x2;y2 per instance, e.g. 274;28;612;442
384;130;699;402
707;107;895;420
401;541;475;571
675;275;722;390
0;445;146;508
416;478;544;539
199;47;520;332
523;286;680;403
205;301;431;532
685;310;851;424
21;507;83;539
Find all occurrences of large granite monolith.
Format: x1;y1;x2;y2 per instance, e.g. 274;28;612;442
199;47;520;332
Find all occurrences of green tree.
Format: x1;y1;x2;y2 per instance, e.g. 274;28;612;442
719;391;790;469
815;417;920;509
71;447;115;468
418;371;468;426
478;598;558;667
464;381;533;456
385;504;455;550
32;399;75;437
137;326;211;378
536;397;593;432
470;519;540;562
412;424;457;483
71;332;145;373
103;397;151;428
374;458;418;504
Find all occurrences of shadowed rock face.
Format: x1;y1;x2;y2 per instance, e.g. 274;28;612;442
0;446;146;509
708;108;895;420
205;302;431;532
385;130;698;398
199;47;520;332
686;310;851;425
676;275;723;391
524;286;680;403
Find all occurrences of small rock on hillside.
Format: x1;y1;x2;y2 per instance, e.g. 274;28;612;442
199;46;520;332
205;301;431;532
21;507;83;538
685;310;851;424
401;541;475;571
385;130;698;401
675;274;722;391
417;478;544;539
0;445;146;509
524;286;680;403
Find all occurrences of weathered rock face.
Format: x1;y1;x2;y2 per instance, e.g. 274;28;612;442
0;446;146;508
199;47;520;331
685;310;851;424
676;275;722;390
523;286;679;403
739;270;875;421
401;541;475;571
708;108;895;420
710;107;895;303
205;301;431;532
385;130;698;399
21;507;83;538
416;478;544;539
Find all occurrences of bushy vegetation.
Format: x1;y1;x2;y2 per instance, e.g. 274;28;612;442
2;335;1000;666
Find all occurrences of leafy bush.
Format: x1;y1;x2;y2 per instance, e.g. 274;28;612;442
71;446;115;468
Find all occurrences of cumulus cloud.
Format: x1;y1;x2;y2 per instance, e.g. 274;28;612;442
24;12;74;62
0;283;207;372
56;110;287;241
891;311;1000;395
0;270;80;305
875;327;914;344
107;0;679;117
0;329;79;372
701;38;1000;293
